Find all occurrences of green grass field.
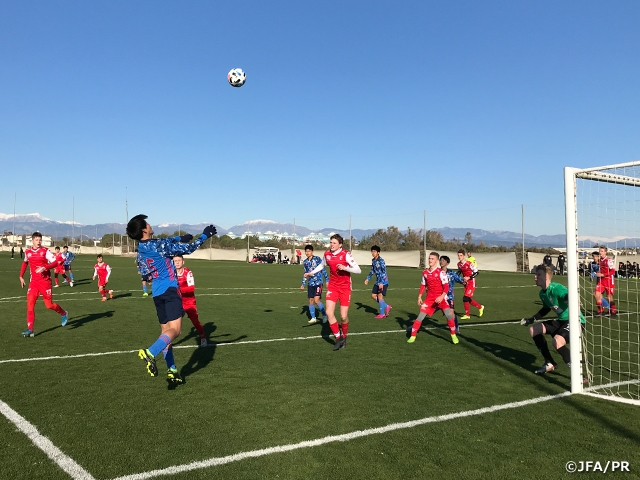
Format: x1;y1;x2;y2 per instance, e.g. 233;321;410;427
0;252;639;480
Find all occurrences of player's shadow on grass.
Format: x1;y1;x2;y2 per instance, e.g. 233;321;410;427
354;302;378;315
394;314;449;342
111;292;132;300
180;333;248;382
69;278;92;286
37;311;115;335
174;322;219;347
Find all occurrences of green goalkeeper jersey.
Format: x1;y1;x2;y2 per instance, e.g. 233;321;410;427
539;282;586;324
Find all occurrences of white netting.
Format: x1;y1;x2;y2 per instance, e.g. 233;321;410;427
575;162;640;403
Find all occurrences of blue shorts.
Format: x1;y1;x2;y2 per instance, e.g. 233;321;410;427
372;284;388;296
308;284;323;299
153;287;184;324
64;265;71;271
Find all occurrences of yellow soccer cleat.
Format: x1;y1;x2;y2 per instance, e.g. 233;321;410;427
451;334;459;344
460;315;471;320
407;336;416;344
478;305;485;317
138;349;158;377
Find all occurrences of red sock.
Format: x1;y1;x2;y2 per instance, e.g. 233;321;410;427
188;311;205;337
447;319;457;335
329;322;341;338
464;302;470;315
55;278;59;286
411;319;422;336
610;302;617;314
100;289;107;298
341;322;349;338
471;300;481;309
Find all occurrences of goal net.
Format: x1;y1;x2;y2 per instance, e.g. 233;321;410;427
565;162;640;404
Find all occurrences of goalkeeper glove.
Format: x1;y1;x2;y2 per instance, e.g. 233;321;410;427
203;225;217;238
179;234;193;243
520;317;535;326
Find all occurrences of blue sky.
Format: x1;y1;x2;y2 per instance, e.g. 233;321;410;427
1;1;639;235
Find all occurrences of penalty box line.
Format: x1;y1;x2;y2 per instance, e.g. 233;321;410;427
109;391;572;480
0;321;520;365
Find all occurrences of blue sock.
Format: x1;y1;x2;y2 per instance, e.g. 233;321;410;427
163;345;176;370
70;272;74;281
143;284;147;293
309;304;316;318
148;334;171;357
602;298;610;308
379;300;387;314
317;302;325;316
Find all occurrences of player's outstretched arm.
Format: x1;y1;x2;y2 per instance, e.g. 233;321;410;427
163;225;216;256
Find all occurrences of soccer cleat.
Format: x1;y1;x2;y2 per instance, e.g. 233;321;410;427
610;312;617;319
407;336;416;344
69;281;73;287
478;305;485;317
460;315;471;320
451;334;459;344
53;284;59;288
138;349;158;377
199;337;208;348
385;305;392;316
374;314;386;319
307;318;318;325
332;337;345;351
21;329;34;338
61;311;68;327
109;290;113;299
142;292;149;297
167;368;184;386
63;279;68;283
534;362;556;374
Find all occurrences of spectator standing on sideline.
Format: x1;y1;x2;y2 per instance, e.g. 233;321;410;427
557;253;566;275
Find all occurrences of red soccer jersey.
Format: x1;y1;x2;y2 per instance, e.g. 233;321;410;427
177;267;196;299
324;248;355;289
457;260;478;278
420;267;449;299
599;256;616;283
94;263;111;285
23;247;57;283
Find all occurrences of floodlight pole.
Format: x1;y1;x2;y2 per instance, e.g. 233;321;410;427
349;215;352;250
423;210;426;267
72;197;75;247
13;193;16;246
522;204;525;273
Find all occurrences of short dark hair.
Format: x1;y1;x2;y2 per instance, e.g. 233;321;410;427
63;245;68;249
371;245;381;253
32;232;42;239
592;251;600;257
173;254;183;259
330;234;344;244
457;249;466;255
429;251;440;259
55;246;60;250
304;244;313;251
127;214;148;241
97;254;103;259
441;255;450;264
535;264;553;276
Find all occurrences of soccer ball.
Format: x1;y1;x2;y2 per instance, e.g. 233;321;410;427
227;68;246;88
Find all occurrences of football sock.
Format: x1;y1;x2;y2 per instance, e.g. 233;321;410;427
70;272;74;281
55;277;59;286
189;314;205;337
317;302;325;316
100;289;107;298
329;322;341;339
410;319;422;337
309;304;316;319
163;345;176;370
379;300;388;315
610;301;617;314
464;302;471;316
341;322;349;337
533;334;554;364
471;299;482;309
446;318;456;335
149;334;172;357
142;284;147;293
557;345;571;365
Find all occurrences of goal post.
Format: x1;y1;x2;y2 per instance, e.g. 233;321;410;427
564;162;640;404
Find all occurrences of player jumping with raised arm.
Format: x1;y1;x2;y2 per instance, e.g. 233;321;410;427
365;245;392;318
127;214;216;387
596;246;617;317
173;254;208;347
300;244;328;325
439;255;464;334
305;234;361;350
61;245;75;286
521;265;585;374
457;249;484;320
19;232;69;337
92;254;113;302
52;246;71;287
408;251;458;344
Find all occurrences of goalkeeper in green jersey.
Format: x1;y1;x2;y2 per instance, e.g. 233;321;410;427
521;265;585;374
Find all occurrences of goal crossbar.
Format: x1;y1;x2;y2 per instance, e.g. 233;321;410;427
576;171;640;188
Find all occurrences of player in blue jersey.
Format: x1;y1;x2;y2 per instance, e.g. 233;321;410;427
61;245;75;287
364;246;391;318
300;245;329;324
136;252;153;297
439;256;464;334
126;214;216;387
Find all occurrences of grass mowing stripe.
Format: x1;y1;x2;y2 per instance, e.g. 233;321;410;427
0;321;519;364
0;399;96;480
109;391;572;480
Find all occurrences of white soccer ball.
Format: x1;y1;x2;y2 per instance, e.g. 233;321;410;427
227;68;246;88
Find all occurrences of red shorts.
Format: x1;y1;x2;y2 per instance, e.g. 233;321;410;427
54;265;65;275
99;281;108;289
420;297;451;316
463;278;476;298
27;282;53;302
326;284;351;306
596;282;614;296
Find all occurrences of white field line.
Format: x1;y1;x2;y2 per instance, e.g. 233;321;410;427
0;399;95;480
110;391;572;480
0;321;519;365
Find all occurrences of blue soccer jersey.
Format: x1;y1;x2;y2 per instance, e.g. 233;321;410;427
366;257;389;285
137;235;207;297
61;251;75;266
301;255;329;287
445;270;465;303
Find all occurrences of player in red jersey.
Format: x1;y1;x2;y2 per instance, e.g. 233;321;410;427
92;254;113;302
173;254;208;347
408;251;458;344
305;234;361;350
596;246;617;317
52;246;70;287
18;232;69;337
457;249;484;319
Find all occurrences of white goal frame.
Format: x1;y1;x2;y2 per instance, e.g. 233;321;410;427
564;161;640;403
